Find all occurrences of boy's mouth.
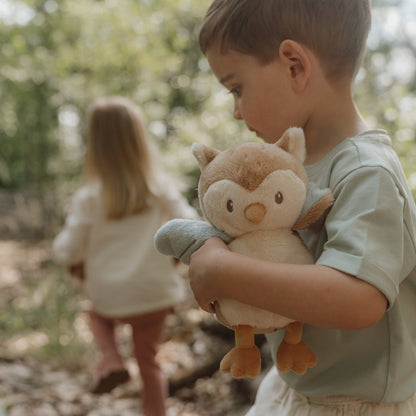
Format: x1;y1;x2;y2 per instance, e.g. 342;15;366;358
251;129;263;139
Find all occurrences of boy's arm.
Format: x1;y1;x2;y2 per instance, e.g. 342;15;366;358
188;237;387;331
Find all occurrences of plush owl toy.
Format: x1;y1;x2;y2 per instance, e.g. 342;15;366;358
155;127;333;378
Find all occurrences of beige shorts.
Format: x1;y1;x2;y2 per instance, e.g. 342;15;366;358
246;366;416;416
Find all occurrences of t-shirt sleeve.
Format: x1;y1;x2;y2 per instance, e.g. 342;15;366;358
52;187;95;265
317;166;404;307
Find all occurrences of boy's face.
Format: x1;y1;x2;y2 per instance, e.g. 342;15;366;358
206;45;307;144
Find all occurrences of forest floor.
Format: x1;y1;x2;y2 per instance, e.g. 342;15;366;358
0;192;271;416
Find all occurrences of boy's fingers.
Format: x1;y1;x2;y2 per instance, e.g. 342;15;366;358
200;302;215;314
207;302;216;313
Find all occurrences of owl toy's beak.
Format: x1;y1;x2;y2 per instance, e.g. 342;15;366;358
244;203;266;224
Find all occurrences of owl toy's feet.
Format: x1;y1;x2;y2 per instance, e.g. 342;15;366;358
276;340;317;375
220;345;261;378
220;325;261;379
276;322;317;375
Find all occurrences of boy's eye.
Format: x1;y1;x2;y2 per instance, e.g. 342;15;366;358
228;87;241;97
226;199;234;212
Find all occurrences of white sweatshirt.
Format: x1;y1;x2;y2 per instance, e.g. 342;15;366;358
53;183;198;317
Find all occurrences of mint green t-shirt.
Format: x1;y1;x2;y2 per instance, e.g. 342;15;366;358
266;130;416;403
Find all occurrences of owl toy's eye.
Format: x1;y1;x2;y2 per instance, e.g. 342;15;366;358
226;199;234;212
275;192;283;204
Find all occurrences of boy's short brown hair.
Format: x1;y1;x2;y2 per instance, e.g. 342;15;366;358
199;0;371;79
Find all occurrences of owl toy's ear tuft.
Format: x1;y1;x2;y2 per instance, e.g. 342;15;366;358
192;143;220;170
276;127;306;163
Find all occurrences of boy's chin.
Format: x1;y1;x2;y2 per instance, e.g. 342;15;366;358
261;136;279;144
249;128;275;143
249;128;280;144
252;130;268;141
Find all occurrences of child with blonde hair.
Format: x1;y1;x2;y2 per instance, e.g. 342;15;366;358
53;96;197;416
188;1;416;415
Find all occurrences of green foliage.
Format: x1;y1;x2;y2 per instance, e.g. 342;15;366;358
357;0;416;196
0;0;415;232
0;0;415;372
0;262;90;367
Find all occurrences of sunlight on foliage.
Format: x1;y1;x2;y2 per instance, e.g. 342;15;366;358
0;0;415;374
0;0;414;214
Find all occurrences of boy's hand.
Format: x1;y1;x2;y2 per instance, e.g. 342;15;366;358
188;237;230;313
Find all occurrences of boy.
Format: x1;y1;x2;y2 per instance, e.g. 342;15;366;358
189;1;416;414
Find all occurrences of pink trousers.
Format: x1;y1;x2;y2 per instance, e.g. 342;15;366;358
88;307;172;416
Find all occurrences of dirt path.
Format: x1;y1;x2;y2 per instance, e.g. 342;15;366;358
0;354;251;416
0;239;255;416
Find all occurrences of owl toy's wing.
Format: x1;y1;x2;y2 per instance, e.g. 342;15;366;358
154;219;232;265
293;182;334;233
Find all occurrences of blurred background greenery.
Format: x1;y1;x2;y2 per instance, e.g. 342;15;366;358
0;0;415;366
0;0;415;238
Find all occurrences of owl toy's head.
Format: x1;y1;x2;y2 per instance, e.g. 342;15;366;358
192;128;309;237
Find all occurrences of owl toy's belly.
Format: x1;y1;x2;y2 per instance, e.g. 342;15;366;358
215;230;314;333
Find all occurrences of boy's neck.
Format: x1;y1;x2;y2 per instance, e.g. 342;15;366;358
303;76;368;166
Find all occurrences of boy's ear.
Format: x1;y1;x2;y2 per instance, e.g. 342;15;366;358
279;40;311;93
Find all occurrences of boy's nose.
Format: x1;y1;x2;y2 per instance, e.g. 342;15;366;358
233;103;242;120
